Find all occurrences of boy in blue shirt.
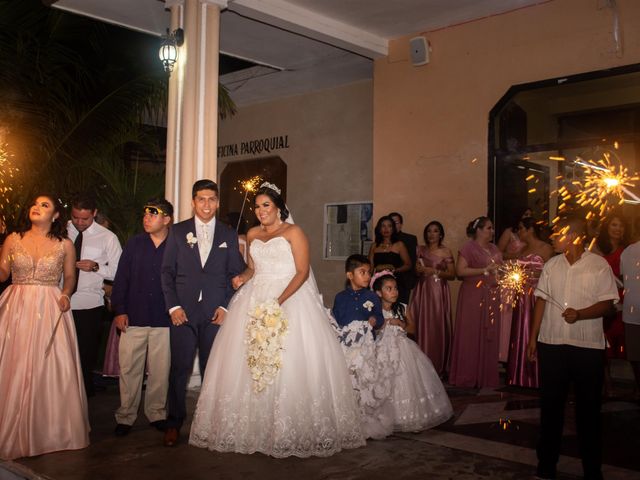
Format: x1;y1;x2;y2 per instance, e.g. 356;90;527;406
332;255;391;439
332;254;384;329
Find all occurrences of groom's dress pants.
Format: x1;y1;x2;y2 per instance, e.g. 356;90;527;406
167;308;220;429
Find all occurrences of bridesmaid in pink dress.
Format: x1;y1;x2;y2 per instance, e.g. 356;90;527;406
410;221;455;377
506;217;553;388
0;194;89;459
497;208;531;362
449;216;503;388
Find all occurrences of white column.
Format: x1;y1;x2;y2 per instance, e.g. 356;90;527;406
165;0;225;221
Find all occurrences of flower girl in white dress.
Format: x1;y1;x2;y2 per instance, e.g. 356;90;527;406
372;271;453;432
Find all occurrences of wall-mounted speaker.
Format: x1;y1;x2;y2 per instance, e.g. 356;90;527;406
409;36;429;66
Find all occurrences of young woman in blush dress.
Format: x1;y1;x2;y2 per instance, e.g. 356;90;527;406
506;217;553;388
449;216;503;389
368;216;412;303
409;221;455;377
0;194;89;459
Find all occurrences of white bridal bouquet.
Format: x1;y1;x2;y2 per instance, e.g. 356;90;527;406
245;299;289;392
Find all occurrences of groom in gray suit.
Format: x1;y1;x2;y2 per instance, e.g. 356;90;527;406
161;179;245;446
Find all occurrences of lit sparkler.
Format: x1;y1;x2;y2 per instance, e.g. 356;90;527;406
236;175;262;230
498;260;530;307
573;154;639;218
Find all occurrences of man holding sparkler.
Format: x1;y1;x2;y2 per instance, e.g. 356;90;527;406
527;215;618;480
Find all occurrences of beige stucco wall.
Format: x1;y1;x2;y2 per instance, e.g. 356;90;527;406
217;80;373;303
373;0;640;303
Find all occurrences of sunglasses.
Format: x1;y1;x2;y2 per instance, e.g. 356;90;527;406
143;206;167;216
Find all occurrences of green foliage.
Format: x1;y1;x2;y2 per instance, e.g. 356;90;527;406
0;0;235;243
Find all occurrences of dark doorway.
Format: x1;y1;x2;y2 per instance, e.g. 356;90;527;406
489;64;640;238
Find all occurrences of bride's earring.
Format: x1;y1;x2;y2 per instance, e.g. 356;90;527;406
277;210;283;225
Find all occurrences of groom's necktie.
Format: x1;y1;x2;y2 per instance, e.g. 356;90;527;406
71;231;83;295
199;224;211;267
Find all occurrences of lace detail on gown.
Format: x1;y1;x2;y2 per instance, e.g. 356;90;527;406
377;308;453;432
189;237;365;457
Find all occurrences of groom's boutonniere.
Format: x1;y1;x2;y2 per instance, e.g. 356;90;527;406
186;232;198;248
363;300;374;312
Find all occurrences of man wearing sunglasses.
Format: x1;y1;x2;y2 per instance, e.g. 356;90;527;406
110;198;174;437
161;179;245;446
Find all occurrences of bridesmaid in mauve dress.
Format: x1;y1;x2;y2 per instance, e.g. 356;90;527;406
506;217;553;388
449;216;502;389
410;221;455;377
497;208;531;362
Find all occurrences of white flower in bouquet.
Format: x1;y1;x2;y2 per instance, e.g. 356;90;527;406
245;299;289;392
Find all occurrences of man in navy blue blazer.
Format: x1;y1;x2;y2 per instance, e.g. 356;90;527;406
161;179;245;446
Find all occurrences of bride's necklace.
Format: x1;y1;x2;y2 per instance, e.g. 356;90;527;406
380;242;392;251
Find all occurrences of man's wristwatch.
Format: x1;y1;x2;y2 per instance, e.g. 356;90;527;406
91;263;99;272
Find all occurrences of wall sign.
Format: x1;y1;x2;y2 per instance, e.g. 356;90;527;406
218;135;290;158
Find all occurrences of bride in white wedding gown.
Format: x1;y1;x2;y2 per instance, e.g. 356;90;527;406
189;183;366;457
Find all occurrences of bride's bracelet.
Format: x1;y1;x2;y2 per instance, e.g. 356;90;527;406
60;294;70;302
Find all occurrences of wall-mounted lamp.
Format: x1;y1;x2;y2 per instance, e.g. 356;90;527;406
159;28;184;73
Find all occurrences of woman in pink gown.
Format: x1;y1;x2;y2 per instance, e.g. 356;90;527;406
410;221;455;377
449;216;502;388
497;208;531;362
506;217;553;388
0;194;89;460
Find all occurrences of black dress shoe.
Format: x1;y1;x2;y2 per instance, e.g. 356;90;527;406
114;424;132;436
150;420;167;431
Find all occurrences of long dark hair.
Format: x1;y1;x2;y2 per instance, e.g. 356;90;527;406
596;214;629;255
374;216;399;246
19;193;67;241
372;274;406;320
423;220;445;246
255;184;289;221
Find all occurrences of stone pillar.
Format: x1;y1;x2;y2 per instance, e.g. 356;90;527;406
164;0;225;221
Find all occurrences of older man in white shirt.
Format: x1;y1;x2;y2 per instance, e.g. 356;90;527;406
68;194;122;397
527;215;618;480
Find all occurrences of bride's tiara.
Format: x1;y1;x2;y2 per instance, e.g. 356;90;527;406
260;182;281;195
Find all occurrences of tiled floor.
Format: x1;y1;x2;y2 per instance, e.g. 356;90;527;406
2;372;639;480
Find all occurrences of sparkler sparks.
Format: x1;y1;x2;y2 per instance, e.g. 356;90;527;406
573;154;639;219
0;144;19;226
235;175;263;231
241;175;262;194
498;261;530;307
